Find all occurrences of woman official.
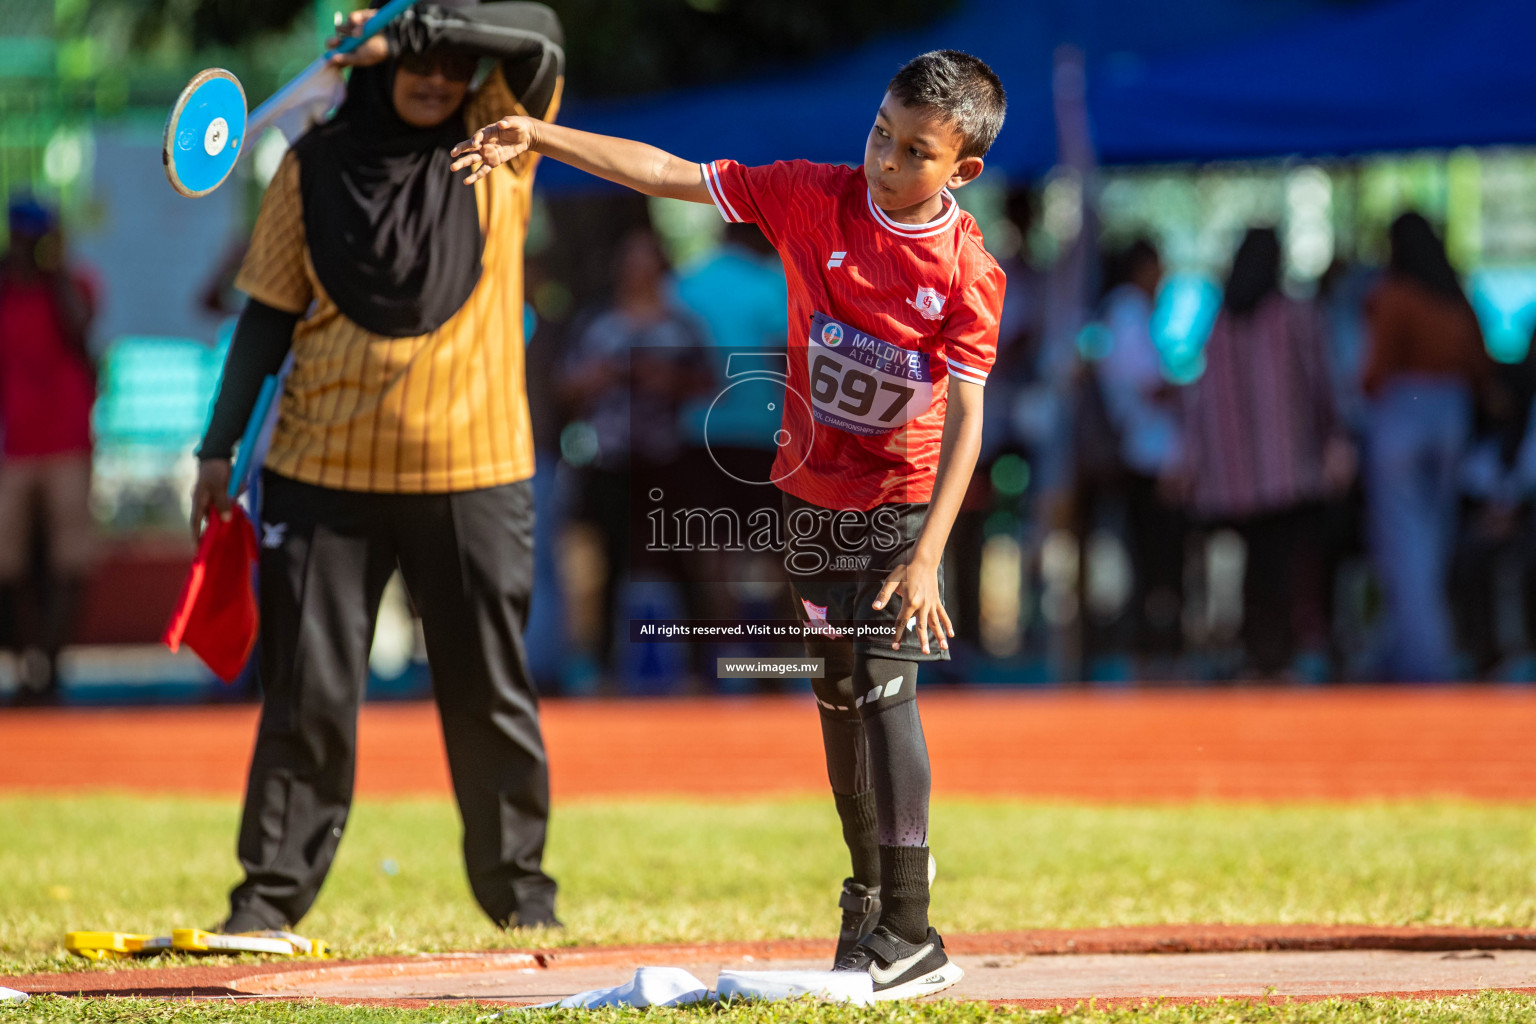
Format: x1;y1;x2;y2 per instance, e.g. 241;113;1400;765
191;3;564;932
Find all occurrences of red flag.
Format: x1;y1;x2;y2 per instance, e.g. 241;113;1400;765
162;506;259;683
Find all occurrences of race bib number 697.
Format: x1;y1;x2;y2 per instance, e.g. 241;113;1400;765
806;311;933;436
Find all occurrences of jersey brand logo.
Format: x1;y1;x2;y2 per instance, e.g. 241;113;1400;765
820;322;844;347
908;286;945;320
261;522;288;549
826;251;847;269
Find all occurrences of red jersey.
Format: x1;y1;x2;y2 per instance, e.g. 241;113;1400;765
701;159;1005;510
0;274;97;459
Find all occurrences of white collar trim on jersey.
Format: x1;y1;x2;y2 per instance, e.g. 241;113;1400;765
865;188;960;239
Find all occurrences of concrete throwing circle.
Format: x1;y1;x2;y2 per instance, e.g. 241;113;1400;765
13;927;1536;1008
234;949;1536;1005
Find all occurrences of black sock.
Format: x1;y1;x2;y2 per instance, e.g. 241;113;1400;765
833;789;880;889
878;844;931;944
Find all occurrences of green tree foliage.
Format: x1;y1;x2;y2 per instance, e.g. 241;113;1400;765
84;0;960;97
192;0;317;50
78;0;313;52
529;0;961;98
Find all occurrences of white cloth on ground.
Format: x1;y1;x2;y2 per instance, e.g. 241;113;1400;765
525;966;875;1009
531;966;710;1008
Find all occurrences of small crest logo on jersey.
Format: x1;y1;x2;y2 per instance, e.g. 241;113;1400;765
908;286;946;320
821;322;844;347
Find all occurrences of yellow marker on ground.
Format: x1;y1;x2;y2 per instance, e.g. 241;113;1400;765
64;932;153;961
66;929;328;959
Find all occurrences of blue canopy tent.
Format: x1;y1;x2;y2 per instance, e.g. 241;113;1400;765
1093;0;1536;164
543;0;1536;185
544;0;1346;188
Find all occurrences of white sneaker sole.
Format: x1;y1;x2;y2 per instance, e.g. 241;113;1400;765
871;959;964;1001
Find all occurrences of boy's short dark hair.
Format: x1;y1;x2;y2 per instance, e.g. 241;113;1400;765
887;50;1006;161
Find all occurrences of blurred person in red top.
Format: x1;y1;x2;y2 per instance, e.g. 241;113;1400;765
0;195;98;705
1361;211;1490;681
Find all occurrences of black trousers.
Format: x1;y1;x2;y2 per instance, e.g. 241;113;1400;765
1123;471;1186;656
228;471;557;930
1229;503;1327;675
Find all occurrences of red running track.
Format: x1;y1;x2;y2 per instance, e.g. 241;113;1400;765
4;688;1536;800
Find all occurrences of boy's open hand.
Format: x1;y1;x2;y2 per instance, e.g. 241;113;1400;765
873;560;952;654
451;118;536;184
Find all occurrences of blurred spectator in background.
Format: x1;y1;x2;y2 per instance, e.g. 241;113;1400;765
1451;332;1536;675
672;221;787;534
1179;227;1354;678
672;223;790;688
940;187;1050;660
1096;238;1185;669
563;228;711;689
675;222;786;353
0;196;98;706
521;258;572;695
1314;257;1376;674
1317;257;1373;436
1362;211;1491;681
947;187;1045;665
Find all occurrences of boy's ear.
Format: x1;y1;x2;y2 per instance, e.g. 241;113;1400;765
947;156;985;191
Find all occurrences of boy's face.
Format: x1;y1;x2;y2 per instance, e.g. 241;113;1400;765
864;92;983;214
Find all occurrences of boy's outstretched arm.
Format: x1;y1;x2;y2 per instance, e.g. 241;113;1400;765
872;378;985;654
451;116;711;203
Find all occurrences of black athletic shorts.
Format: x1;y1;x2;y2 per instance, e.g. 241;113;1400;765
782;490;949;662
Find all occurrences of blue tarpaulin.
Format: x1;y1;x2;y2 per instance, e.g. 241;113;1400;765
543;0;1528;187
1093;0;1536;164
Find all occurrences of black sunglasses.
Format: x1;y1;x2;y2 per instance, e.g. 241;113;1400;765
397;49;477;83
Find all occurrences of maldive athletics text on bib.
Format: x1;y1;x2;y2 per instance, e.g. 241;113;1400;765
806;311;933;437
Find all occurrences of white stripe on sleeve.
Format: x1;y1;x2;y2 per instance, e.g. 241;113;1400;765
708;162;745;223
699;161;736;222
946;358;989;385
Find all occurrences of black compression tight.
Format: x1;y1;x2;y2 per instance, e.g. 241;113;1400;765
812;650;930;848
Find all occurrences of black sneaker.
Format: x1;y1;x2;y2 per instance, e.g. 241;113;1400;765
833;925;963;1001
834;879;881;964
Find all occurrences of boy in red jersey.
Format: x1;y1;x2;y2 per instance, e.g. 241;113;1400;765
453;50;1006;1000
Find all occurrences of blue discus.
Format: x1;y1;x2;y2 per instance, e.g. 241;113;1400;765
163;69;248;198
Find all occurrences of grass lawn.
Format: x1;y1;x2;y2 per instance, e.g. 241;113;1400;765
11;992;1536;1023
5;795;1536;1021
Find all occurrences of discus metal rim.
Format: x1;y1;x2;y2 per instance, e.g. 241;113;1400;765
163;67;248;198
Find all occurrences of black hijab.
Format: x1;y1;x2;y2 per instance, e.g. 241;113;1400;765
293;59;481;338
